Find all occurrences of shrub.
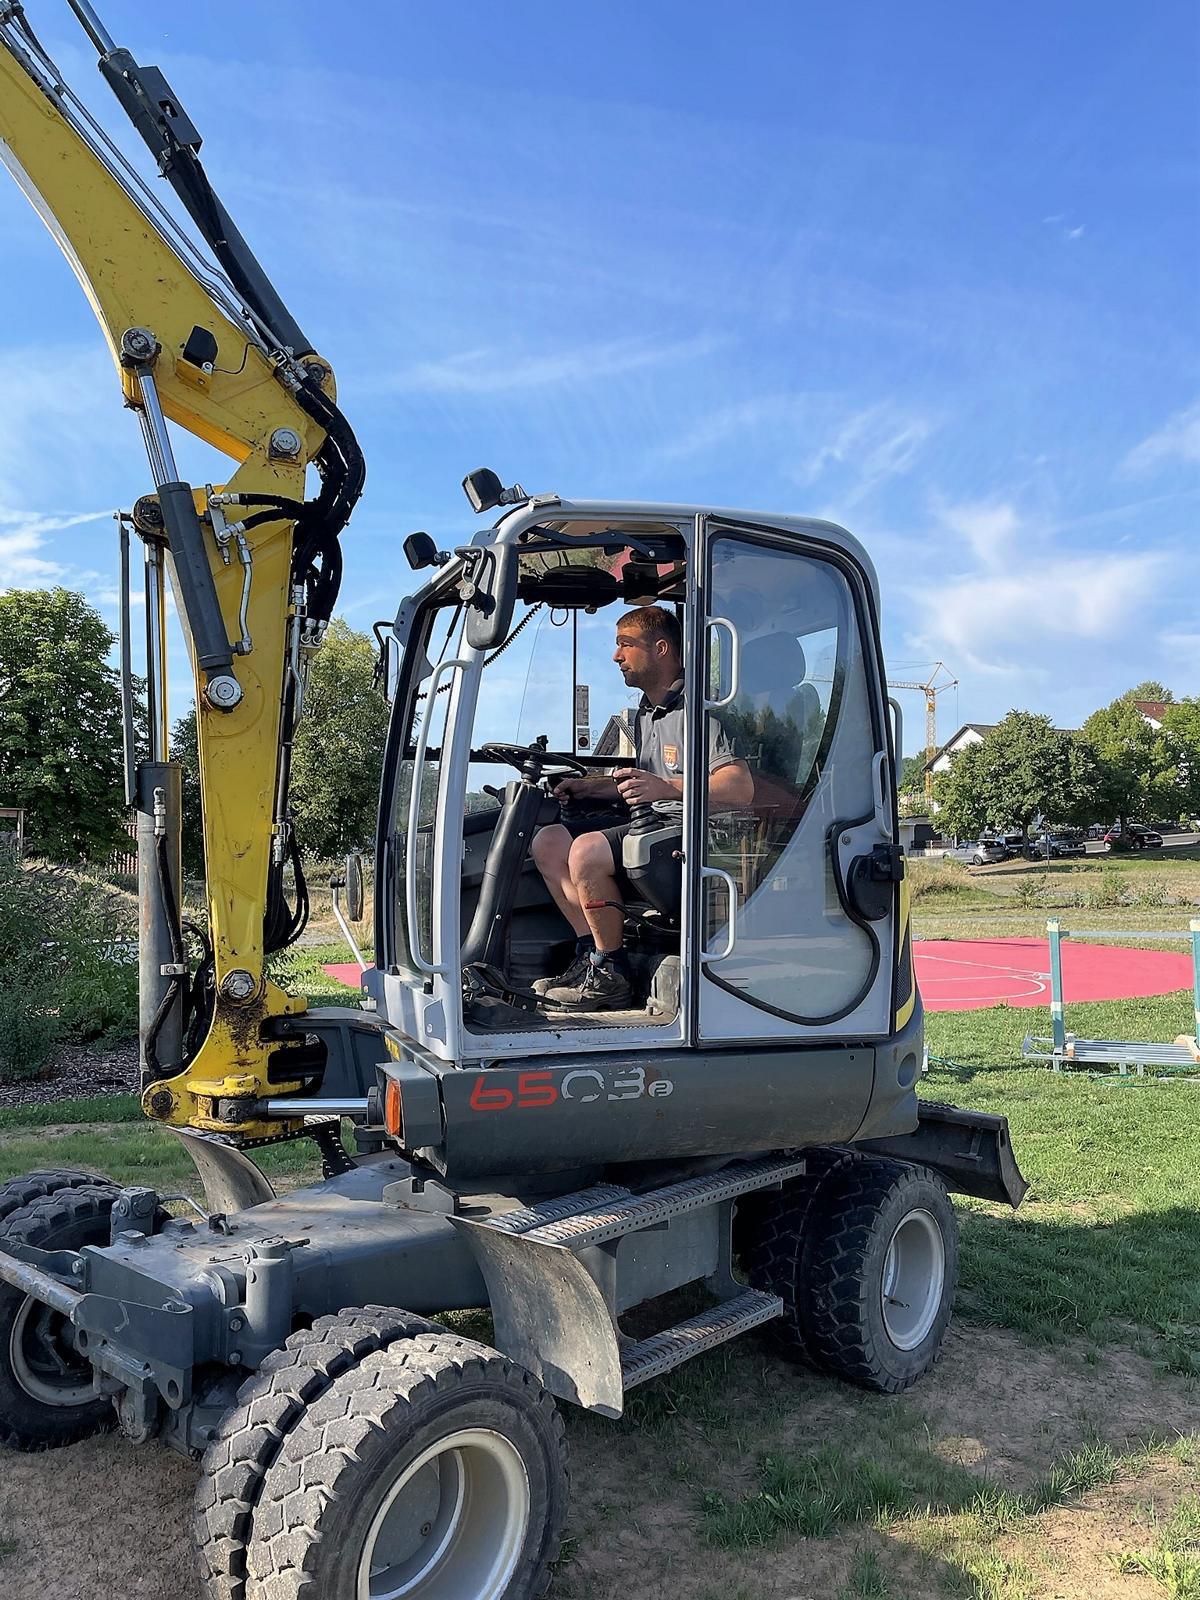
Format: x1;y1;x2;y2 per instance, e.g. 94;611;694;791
1136;879;1169;909
1012;878;1042;908
0;857;138;1082
908;859;971;901
1087;867;1126;910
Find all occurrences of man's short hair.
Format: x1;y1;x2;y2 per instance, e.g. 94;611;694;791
619;605;682;658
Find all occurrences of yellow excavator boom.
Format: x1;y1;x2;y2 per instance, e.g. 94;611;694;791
0;5;364;1136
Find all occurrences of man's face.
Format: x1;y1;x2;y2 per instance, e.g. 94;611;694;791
613;626;658;689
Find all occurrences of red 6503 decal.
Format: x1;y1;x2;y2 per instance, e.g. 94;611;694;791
468;1065;674;1112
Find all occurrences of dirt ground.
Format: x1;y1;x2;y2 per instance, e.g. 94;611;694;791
1;1323;1197;1600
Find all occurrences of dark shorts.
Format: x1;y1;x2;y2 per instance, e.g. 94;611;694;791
558;809;634;890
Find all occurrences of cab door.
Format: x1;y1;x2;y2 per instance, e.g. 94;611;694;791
689;519;899;1044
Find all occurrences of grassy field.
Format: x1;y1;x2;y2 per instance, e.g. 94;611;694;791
1;860;1199;1598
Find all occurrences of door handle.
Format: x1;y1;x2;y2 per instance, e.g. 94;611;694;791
705;617;741;708
699;864;739;960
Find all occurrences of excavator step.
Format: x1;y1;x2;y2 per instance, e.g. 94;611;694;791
516;1153;807;1251
621;1288;783;1390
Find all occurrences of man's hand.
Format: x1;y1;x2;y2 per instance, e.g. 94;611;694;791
552;777;589;801
615;769;679;805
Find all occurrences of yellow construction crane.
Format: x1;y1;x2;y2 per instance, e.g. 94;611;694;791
886;662;958;803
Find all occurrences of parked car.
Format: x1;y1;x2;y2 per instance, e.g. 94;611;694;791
1025;832;1087;860
950;838;1011;866
1085;822;1108;839
1103;825;1163;850
1150;820;1182;834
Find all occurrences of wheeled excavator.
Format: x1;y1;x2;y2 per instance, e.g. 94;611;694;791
0;6;1028;1597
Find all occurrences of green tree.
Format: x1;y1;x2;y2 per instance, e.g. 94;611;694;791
1160;698;1200;820
171;705;204;876
1126;681;1173;704
1081;695;1175;831
289;619;389;857
933;712;1092;842
0;587;130;860
899;753;928;797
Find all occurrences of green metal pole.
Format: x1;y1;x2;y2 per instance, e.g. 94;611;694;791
1047;919;1066;1058
1191;919;1200;1049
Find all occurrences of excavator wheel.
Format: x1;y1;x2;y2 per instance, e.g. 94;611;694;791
744;1152;959;1393
0;1178;120;1449
238;1330;568;1600
0;1166;111;1224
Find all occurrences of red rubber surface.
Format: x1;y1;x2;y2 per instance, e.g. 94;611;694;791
915;938;1195;1012
323;962;369;988
327;943;1194;1014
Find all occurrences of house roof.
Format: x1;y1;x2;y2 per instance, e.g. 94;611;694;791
923;720;1076;774
593;710;635;758
1134;699;1168;724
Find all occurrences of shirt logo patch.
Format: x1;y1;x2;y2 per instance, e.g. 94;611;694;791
663;744;680;771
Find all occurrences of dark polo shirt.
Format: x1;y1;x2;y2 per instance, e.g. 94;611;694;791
633;676;737;781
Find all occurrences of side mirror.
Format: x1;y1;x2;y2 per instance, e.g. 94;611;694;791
345;851;365;921
403;531;446;571
461;467;505;514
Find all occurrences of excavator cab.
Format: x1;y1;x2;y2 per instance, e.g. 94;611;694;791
372;499;912;1077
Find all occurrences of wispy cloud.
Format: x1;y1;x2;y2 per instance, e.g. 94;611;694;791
796;403;933;506
1119;400;1200;477
376;333;721;397
902;499;1168;679
0;509;110;589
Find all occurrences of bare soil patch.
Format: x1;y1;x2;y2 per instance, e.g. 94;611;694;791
1;1323;1196;1600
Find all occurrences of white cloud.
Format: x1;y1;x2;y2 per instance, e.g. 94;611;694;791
380;333;720;397
930;498;1021;569
1119;400;1200;477
905;550;1166;677
0;509;110;589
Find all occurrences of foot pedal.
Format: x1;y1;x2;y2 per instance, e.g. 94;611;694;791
462;962;538;1013
621;1289;782;1390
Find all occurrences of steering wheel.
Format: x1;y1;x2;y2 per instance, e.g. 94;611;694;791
477;741;589;780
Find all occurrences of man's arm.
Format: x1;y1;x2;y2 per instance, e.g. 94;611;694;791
553;774;622;803
708;758;754;809
613;760;753;809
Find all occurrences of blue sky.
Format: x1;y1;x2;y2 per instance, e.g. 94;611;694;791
1;0;1197;752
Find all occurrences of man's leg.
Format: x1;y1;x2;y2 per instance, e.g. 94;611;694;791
567;832;626;953
530;824;589;935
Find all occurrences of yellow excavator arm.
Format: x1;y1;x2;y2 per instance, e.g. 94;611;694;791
0;3;365;1137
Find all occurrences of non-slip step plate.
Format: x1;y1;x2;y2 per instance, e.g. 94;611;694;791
621;1289;782;1390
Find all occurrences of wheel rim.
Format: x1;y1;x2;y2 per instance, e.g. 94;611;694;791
880;1208;946;1352
357;1427;531;1600
9;1296;95;1407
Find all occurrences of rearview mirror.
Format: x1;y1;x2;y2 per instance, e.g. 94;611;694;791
344;851;365;921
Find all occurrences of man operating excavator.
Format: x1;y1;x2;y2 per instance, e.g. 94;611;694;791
530;604;753;1010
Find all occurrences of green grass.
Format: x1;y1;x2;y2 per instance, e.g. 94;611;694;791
267;940;363;1003
924;995;1200;1360
701;1427;1122;1552
0;1092;140;1129
1114;1493;1200;1598
0;1117;324;1191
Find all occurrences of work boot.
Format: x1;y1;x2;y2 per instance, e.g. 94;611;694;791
531;937;595;996
542;953;634;1012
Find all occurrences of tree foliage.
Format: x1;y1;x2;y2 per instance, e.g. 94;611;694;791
290;620;389;857
933;712;1092;840
1160;698;1200;820
0;588;131;860
1126;680;1173;704
1081;695;1177;829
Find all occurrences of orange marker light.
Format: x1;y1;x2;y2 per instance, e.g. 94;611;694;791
384;1078;403;1138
